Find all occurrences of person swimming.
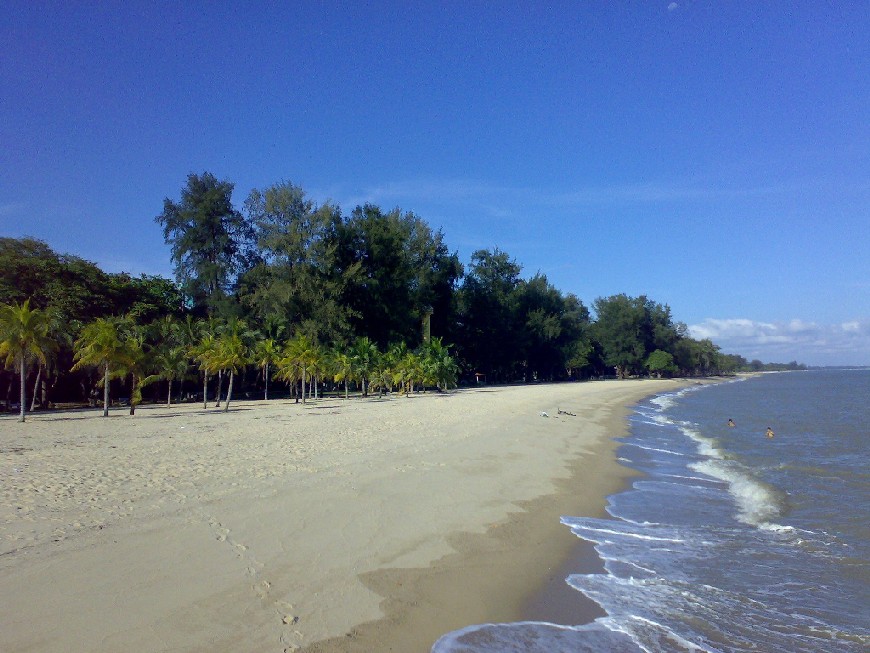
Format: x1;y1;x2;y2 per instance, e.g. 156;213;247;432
728;418;735;427
766;427;775;438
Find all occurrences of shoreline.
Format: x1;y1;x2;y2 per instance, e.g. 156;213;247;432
1;379;703;653
302;400;642;653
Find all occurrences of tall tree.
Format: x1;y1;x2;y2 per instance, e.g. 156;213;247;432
240;183;357;343
0;300;53;422
592;294;681;379
456;248;522;382
337;205;461;348
156;172;254;315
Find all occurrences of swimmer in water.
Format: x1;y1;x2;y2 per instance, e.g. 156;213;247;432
728;418;735;427
766;427;775;439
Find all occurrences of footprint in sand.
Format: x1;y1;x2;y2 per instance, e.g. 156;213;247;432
254;579;271;599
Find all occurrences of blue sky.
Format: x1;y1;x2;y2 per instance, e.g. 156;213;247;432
2;2;868;365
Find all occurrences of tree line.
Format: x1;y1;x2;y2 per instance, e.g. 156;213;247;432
1;172;780;419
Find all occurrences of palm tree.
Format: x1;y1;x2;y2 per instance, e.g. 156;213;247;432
254;338;280;400
29;306;68;412
191;331;219;409
329;347;354;399
214;319;250;412
350;337;380;398
386;342;409;394
421;338;458;391
402;350;424;394
279;334;317;403
113;317;147;415
309;343;327;400
143;316;190;407
143;343;189;406
0;299;53;422
71;317;130;417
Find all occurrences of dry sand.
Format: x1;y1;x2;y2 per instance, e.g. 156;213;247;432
1;379;695;652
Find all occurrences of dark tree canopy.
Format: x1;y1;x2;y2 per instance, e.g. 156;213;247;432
0;174;790;411
156;172;254;315
336;205;462;349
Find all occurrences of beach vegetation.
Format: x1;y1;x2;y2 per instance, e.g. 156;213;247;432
71;316;131;417
278;333;319;403
141;316;189;407
350;336;380;397
155;172;254;316
645;349;678;378
0;177;808;412
0;300;54;422
212;318;252;412
254;338;280;401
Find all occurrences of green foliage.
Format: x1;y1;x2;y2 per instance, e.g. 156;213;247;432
336;205;462;348
645;349;677;377
71;316;132;416
592;294;684;378
0;178;793;408
156;172;254;315
0;299;54;421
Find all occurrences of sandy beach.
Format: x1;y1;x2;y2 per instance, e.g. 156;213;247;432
1;379;693;652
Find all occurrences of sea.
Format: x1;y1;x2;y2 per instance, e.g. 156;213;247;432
432;370;870;652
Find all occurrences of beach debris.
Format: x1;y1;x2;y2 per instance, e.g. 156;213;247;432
540;411;549;417
557;408;577;416
282;614;299;625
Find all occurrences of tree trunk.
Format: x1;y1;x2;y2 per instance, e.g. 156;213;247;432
344;379;348;399
19;357;26;422
203;373;209;409
215;370;223;407
167;378;172;407
264;364;269;401
30;365;42;412
102;364;110;417
129;374;137;415
223;370;234;412
301;365;307;404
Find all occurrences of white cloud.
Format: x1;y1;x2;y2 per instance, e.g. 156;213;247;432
689;317;870;366
668;2;679;11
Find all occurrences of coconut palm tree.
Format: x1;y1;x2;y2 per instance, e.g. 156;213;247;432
329;347;354;399
402;350;424;394
350;337;379;398
71;317;130;417
279;334;317;403
254;337;280;400
309;343;328;400
191;330;219;409
385;342;409;394
142;316;190;407
112;316;148;415
0;299;53;422
421;337;458;391
25;305;67;412
214;320;250;412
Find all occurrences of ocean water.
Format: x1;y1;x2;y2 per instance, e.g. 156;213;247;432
433;370;870;652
